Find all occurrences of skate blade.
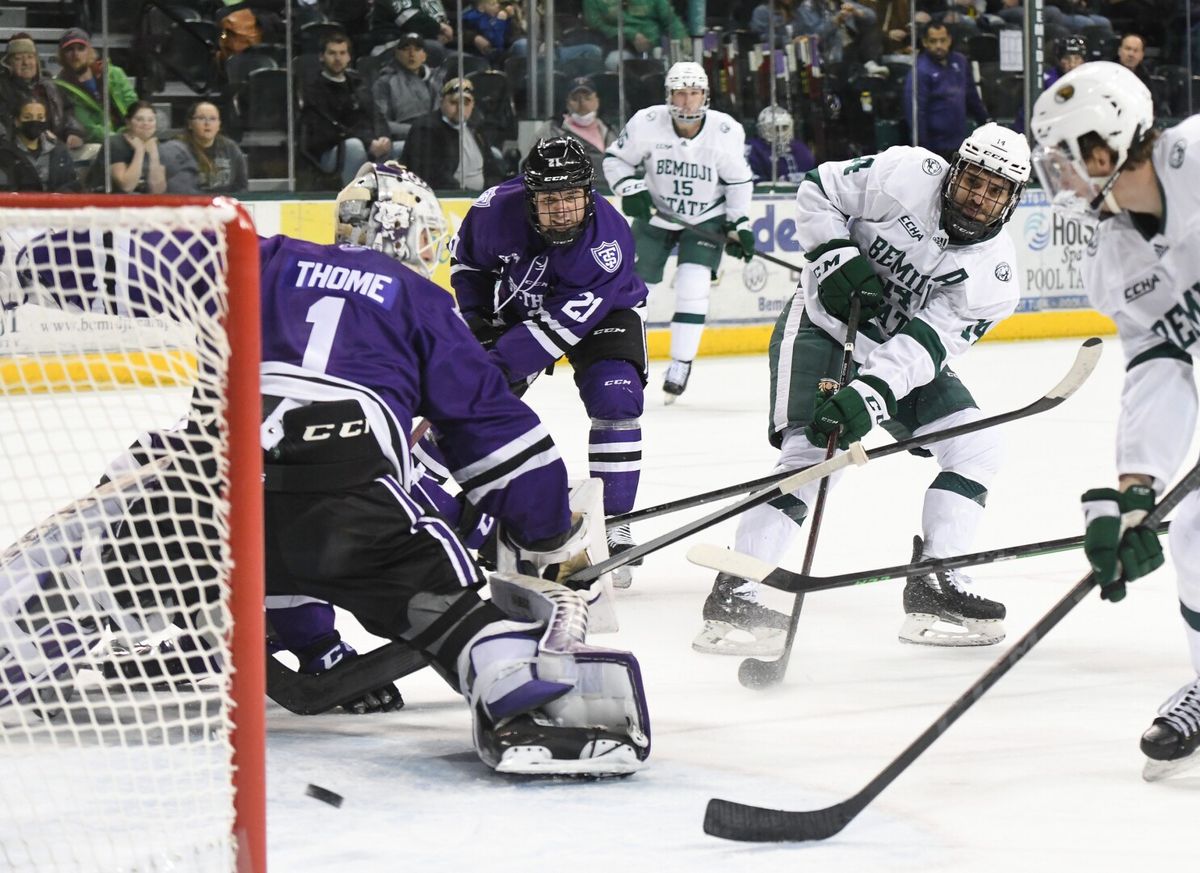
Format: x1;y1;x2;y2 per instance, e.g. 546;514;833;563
898;613;1005;647
691;621;784;657
495;740;642;777
610;566;633;589
1142;749;1200;782
663;392;679;406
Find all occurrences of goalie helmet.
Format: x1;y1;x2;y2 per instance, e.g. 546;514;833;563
523;137;595;246
1029;61;1154;223
334;161;448;277
1058;34;1087;60
665;61;710;123
941;122;1031;243
756;104;793;152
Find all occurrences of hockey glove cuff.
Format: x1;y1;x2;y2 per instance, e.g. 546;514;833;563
805;375;895;450
614;178;653;221
1081;485;1164;601
806;239;886;322
722;217;755;262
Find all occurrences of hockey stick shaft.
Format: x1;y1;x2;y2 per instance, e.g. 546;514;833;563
688;522;1172;595
565;442;868;585
652;209;806;273
266;640;427;716
704;459;1200;842
748;294;864;686
607;337;1103;529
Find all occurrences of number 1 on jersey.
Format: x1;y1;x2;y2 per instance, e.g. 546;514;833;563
303;296;346;372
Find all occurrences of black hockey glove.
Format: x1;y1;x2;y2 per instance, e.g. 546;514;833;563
463;311;507;351
805;239;885;322
1081;485;1164;602
722;218;755;262
340;681;405;714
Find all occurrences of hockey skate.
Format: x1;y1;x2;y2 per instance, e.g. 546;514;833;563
605;522;640;589
476;707;647;777
899;536;1006;646
1140;676;1200;782
662;359;692;405
692;572;790;656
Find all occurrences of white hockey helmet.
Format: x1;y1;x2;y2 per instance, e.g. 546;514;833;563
1029;61;1154;223
941;122;1031;243
756;104;793;151
665;61;710;123
335;161;448;277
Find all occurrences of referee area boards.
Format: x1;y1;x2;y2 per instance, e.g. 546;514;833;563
0;189;1114;393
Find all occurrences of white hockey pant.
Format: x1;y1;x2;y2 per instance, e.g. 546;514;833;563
1167;490;1200;675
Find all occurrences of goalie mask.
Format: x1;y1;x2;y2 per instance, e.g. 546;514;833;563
665;61;710;123
941;122;1030;243
757;104;794;152
523;137;595;247
335;161;448;276
1029;61;1154;226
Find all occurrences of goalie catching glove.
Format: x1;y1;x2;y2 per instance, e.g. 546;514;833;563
806;376;895;449
1081;484;1164;601
805;239;886;322
503;513;591;583
722;218;755;262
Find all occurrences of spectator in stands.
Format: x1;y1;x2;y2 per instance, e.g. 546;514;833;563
159;101;248;195
1014;34;1088;131
795;1;880;66
1045;0;1112;31
903;22;989;161
1116;32;1153;88
0;33;83;150
55;29;138;146
751;0;800;46
300;31;393;186
525;76;615;192
463;0;525;65
373;32;445;147
85;101;167;194
1;97;81;192
370;0;455;53
400;77;502;192
746;104;815;182
583;0;689;71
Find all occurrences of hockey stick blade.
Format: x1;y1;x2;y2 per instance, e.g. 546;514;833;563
703;455;1200;843
267;640;427;715
609;338;1103;530
567;443;868;584
687;521;1171;595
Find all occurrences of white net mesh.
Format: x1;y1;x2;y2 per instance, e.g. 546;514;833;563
0;204;247;872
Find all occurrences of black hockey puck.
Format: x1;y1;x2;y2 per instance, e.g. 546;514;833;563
738;657;780;690
305;784;344;808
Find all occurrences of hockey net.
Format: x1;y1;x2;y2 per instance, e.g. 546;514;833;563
0;195;264;872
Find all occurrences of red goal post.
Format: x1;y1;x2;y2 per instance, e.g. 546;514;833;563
0;194;264;872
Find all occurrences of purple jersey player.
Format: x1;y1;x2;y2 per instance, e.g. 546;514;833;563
451;137;649;586
746;105;815;184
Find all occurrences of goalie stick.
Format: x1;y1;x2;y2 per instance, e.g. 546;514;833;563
607;337;1104;530
702;457;1200;843
686;521;1172;595
266;640;427;716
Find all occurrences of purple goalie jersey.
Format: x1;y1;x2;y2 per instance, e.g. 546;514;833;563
450;178;648;382
745;137;816;184
258;235;571;544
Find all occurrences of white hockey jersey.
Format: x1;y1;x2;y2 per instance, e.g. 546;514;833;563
794;146;1021;404
1081;116;1200;489
602;107;753;228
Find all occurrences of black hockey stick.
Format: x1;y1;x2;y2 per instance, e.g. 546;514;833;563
651;209;806;273
739;294;863;690
607;337;1105;530
702;460;1200;843
266;640;427;716
686;521;1172;595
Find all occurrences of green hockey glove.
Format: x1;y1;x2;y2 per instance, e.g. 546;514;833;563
722;218;755;262
805;376;895;449
1081;484;1164;602
614;178;653;221
805;239;886;322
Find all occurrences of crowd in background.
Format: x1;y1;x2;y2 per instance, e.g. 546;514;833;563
0;0;1196;195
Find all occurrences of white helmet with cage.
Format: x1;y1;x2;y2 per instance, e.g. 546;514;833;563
941;122;1031;243
664;61;710;123
756;104;794;151
335;161;449;277
1029;61;1154;223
